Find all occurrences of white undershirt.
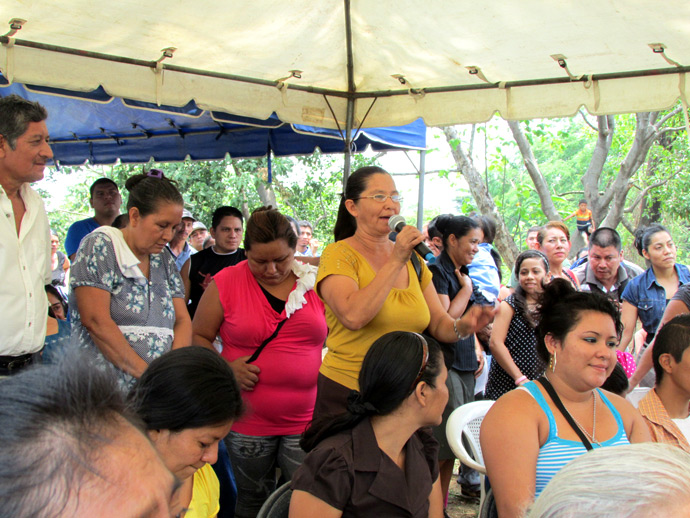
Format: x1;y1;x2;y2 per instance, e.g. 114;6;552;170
672;416;690;442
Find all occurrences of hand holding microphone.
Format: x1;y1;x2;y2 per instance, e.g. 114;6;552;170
388;215;436;264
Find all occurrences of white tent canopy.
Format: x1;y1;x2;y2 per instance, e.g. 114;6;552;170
1;0;689;131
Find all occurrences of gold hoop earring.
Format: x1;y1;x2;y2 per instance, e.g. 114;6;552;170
550;351;557;373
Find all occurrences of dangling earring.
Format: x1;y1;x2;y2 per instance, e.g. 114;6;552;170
550;351;557;373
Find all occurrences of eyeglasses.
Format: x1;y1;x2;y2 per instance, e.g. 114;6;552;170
409;334;429;392
356;194;403;203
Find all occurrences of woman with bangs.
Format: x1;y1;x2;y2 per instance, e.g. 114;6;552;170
480;279;650;518
535;221;579;288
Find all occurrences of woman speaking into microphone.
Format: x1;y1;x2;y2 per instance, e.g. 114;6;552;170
313;166;496;417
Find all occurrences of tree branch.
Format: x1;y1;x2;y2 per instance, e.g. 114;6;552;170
579;110;598;132
506;120;560;220
623;175;673;213
655;106;683;128
621;217;636;236
659;126;686;135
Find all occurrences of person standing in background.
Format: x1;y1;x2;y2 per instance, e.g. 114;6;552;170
182;206;246;318
0;94;53;375
64;177;122;260
189;221;209;252
166;207;197;271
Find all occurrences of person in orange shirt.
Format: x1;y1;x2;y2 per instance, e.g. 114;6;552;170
638;314;690;452
565;199;595;245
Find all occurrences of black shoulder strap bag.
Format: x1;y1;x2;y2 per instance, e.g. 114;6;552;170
410;252;423;282
537;376;593;451
245;319;288;364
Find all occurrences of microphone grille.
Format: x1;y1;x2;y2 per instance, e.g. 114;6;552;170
388;214;407;232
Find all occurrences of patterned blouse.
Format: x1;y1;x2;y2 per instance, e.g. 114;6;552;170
69;230;184;390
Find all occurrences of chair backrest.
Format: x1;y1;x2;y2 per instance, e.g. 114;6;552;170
446;400;494;474
256;482;292;518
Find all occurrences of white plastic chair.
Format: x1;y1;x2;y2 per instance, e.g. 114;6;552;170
446;400;496;516
446;400;494;474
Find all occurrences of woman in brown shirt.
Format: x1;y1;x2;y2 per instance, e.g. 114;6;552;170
290;331;448;518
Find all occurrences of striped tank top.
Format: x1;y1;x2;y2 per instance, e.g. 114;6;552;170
523;381;630;497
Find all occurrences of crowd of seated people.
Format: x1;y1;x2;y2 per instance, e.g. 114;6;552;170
4;91;690;518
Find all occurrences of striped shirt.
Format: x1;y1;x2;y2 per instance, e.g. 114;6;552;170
523;381;630;497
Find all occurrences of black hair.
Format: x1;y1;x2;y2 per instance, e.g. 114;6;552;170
534;279;623;364
579;199;587;205
472;214;504;281
212;205;244;229
527;225;543;236
653;314;690;385
89;178;119;198
589;227;622;252
512;250;549;327
334;166;389;241
473;214;497;244
45;284;67;318
300;332;443;452
427;214;450;240
125;170;183;217
0;353;143;518
111;213;129;229
633;224;671;258
434;214;480;250
129;346;243;431
243;206;297;251
285;215;300;238
0;94;48;149
601;362;629;397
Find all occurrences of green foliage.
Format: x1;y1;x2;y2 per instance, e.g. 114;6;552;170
42;152;381;251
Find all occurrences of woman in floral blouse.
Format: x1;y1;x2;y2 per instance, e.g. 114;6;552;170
69;170;192;389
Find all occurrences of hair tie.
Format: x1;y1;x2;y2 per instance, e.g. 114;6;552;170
346;391;378;416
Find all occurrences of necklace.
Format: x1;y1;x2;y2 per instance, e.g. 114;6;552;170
567;390;600;446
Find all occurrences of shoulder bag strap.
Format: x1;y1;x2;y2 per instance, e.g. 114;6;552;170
246;318;288;364
410;252;423;282
537;377;593;450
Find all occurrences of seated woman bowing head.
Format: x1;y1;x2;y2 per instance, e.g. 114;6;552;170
69;170;191;390
290;332;448;518
480;279;650;518
315;166;496;417
129;346;244;518
192;206;327;518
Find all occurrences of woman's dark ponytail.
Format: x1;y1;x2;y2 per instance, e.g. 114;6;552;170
333;166;388;241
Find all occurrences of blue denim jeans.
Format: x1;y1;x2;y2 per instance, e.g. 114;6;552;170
225;432;305;518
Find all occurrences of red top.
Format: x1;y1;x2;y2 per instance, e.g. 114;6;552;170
216;261;327;435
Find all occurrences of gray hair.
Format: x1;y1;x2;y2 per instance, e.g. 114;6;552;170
526;443;690;518
0;352;143;517
0;94;48;149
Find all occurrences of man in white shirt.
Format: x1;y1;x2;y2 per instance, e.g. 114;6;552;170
0;94;53;374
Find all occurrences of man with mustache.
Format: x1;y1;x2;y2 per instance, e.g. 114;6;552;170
571;227;643;303
0;94;53;375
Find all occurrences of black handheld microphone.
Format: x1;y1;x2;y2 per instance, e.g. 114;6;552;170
388;215;436;264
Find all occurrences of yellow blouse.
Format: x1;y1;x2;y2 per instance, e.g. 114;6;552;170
185;464;220;518
316;241;432;390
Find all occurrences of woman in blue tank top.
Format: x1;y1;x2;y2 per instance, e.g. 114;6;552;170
480;279;651;518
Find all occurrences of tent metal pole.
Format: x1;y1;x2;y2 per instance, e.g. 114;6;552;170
342;0;355;189
416;150;426;230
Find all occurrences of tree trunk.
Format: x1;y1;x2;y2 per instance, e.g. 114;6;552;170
582;116;614;225
506;120;560;221
443;126;520;267
601;113;660;229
